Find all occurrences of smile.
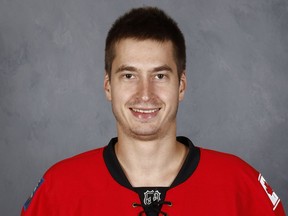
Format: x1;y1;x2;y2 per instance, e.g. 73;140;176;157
131;108;160;113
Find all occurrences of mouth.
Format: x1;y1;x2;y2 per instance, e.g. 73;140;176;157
130;108;160;113
129;107;161;120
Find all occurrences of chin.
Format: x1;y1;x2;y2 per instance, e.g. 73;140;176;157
130;133;159;141
128;128;164;141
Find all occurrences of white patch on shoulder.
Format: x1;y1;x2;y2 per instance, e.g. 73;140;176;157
258;174;280;211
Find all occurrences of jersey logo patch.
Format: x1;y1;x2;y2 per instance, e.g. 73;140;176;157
258;174;280;211
23;178;44;211
143;190;161;205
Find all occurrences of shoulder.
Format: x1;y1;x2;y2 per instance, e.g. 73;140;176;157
195;148;285;214
44;146;106;180
199;147;256;175
195;147;259;192
21;146;108;214
39;146;112;199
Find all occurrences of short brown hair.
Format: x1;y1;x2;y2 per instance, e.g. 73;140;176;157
105;7;186;79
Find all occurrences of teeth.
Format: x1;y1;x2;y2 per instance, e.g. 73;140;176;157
132;108;159;113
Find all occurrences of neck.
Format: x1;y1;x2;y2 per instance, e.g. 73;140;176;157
115;134;188;187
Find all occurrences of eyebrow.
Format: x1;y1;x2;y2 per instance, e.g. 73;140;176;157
115;64;173;73
152;65;173;73
115;65;139;73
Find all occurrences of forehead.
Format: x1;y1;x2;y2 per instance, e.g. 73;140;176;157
114;38;174;53
112;38;176;68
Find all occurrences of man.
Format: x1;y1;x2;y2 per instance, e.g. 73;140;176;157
21;7;285;216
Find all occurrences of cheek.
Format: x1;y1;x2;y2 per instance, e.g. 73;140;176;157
111;86;133;104
113;81;139;96
157;86;180;103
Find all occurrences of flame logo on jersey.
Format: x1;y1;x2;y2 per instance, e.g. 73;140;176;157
258;174;280;211
143;190;161;205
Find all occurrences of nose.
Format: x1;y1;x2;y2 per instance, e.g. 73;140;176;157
137;78;153;101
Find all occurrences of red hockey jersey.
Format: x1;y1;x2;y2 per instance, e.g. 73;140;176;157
21;137;286;215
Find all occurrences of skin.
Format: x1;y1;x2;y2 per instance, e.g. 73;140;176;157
104;38;188;187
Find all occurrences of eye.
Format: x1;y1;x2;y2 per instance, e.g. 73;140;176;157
123;74;134;79
155;74;165;79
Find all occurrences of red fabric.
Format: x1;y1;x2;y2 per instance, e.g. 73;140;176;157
21;147;286;215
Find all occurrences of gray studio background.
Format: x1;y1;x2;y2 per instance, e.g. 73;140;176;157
0;0;287;215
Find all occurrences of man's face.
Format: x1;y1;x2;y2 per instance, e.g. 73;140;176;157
104;38;186;141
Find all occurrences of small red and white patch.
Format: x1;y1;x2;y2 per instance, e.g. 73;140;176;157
258;174;280;211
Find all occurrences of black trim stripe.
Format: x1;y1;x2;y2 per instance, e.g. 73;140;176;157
103;137;133;189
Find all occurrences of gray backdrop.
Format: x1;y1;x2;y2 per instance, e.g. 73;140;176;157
0;0;287;215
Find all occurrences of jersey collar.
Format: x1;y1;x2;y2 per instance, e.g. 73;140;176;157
103;136;200;190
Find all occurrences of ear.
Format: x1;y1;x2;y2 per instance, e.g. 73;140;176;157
178;72;186;101
104;73;112;101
